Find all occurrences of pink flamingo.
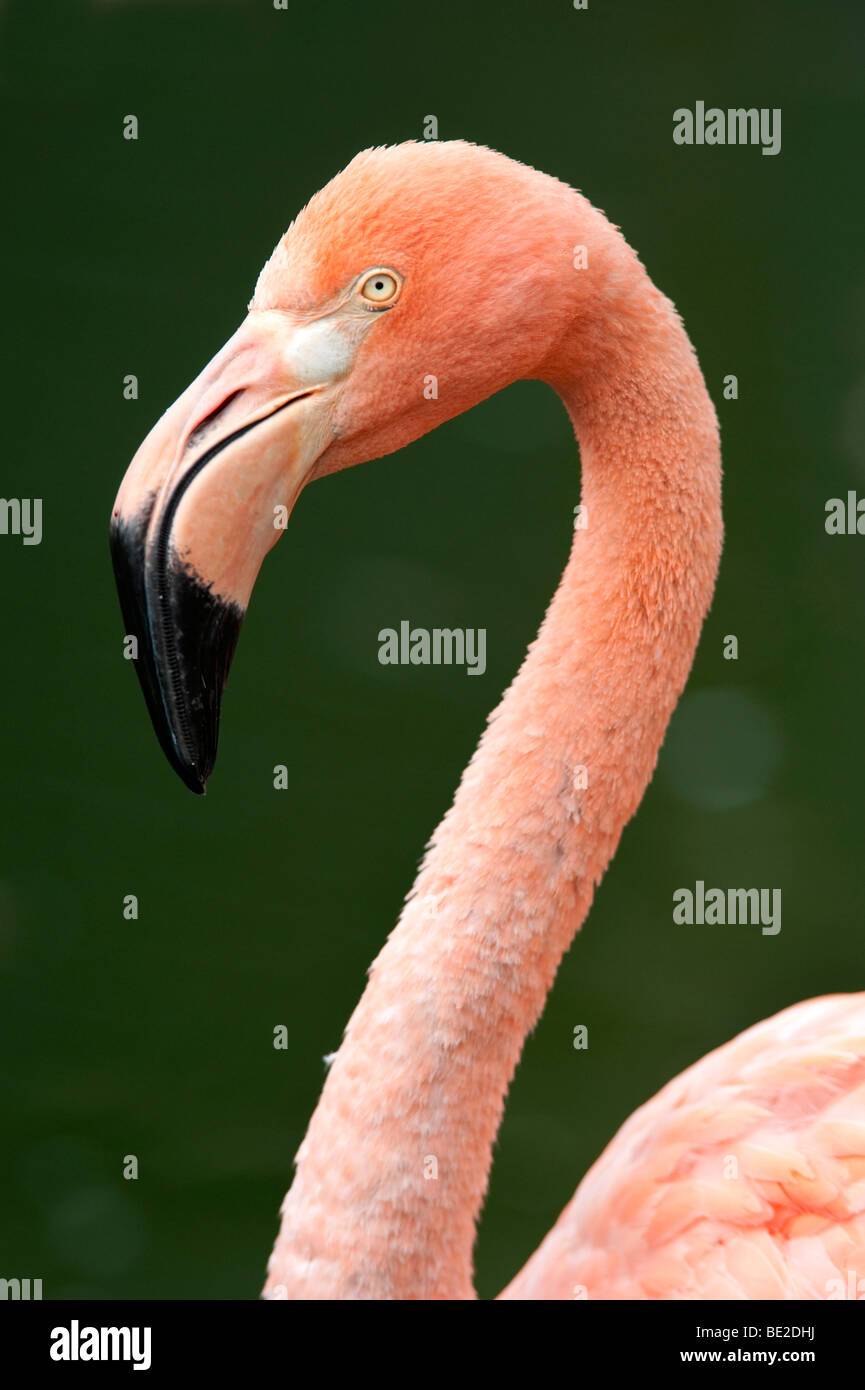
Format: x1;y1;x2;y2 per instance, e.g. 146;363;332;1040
110;142;865;1300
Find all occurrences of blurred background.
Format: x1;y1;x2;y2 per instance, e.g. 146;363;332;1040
1;0;863;1299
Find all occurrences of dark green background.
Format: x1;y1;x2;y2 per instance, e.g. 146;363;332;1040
1;0;863;1298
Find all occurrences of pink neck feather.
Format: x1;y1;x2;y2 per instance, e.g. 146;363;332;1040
265;214;722;1300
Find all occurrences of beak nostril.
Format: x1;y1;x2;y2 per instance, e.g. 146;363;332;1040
186;389;245;454
185;387;316;458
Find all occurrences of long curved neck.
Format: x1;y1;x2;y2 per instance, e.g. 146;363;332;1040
265;270;722;1301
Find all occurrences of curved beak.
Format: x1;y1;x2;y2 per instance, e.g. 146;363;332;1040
109;310;334;794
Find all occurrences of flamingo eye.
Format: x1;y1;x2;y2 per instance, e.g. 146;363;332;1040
358;270;400;305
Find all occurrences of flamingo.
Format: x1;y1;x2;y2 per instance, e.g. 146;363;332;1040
110;141;865;1301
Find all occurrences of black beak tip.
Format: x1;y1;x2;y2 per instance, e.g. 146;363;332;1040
151;711;212;794
110;512;243;797
176;761;208;797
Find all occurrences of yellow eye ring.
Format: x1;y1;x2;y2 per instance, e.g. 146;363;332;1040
358;269;401;306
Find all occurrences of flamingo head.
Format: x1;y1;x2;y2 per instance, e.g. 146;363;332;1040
109;140;598;793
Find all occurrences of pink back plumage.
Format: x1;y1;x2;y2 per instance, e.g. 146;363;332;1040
501;994;865;1299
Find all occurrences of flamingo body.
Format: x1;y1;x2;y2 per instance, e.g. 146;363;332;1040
502;995;865;1300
